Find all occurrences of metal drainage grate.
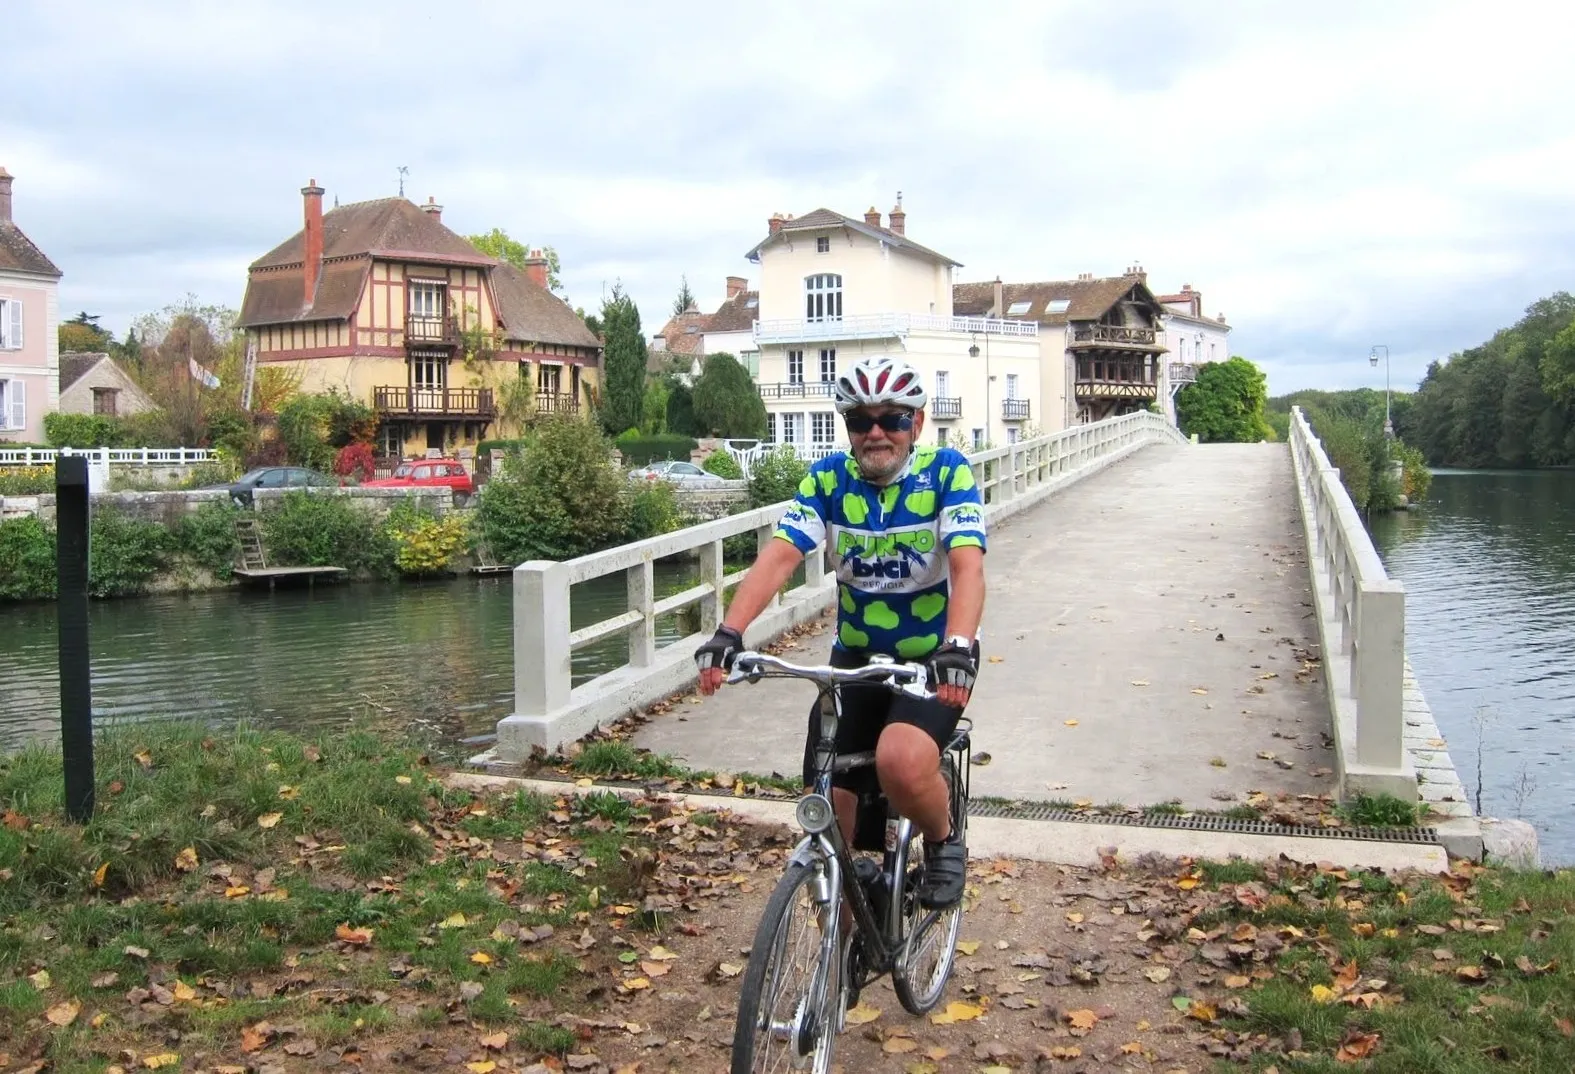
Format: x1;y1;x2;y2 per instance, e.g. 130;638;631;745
966;800;1440;845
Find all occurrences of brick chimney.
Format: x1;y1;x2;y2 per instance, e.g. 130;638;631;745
864;206;881;227
0;167;12;224
991;277;1004;318
524;248;549;289
888;202;906;236
421;195;442;223
301;178;325;307
768;213;785;235
726;276;748;299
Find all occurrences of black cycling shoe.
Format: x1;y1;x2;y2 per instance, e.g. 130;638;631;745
919;829;966;909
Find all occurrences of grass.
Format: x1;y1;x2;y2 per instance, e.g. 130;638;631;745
1339;791;1424;828
0;723;700;1071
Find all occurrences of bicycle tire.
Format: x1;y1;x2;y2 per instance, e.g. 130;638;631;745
731;859;842;1074
891;755;966;1015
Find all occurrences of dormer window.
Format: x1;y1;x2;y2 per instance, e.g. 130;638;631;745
1006;300;1032;316
805;274;842;323
816;236;830;253
1045;299;1070;314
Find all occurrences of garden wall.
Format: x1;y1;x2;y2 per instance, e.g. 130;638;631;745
1;486;455;526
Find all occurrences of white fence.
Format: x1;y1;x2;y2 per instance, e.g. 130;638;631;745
490;410;1187;757
1287;406;1414;800
0;447;217;467
721;440;842;476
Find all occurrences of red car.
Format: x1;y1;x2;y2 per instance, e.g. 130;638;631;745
363;458;476;495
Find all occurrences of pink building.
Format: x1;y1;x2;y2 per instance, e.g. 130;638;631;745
0;166;62;442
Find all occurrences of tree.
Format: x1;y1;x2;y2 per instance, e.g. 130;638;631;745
1175;356;1273;443
673;275;696;318
476;415;630;562
664;378;699;436
467;227;562;291
641;380;669;434
598;283;648;435
59;311;113;353
691;352;768;438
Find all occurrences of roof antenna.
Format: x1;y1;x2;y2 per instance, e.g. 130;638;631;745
397;166;409;197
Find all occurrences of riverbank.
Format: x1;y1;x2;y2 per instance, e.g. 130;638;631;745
4;725;1573;1073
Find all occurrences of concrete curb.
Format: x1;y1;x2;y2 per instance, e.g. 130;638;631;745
445;772;1450;875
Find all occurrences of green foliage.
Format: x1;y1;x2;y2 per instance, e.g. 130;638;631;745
0;465;54;495
672;275;696;318
173;500;241;579
89;507;173;597
625;481;685;541
260;491;392;576
598;284;648;436
612;432;698;467
43;412;125;448
702;449;743;479
1306;410;1373;509
1175;356;1274;443
59;311;114;354
640;380;669;435
0;517;57;600
691;352;768;438
476;416;629;562
1395;440;1432;502
277;391;373;473
664;379;699;436
386;505;469;576
749;445;808;509
477;437;530;458
467;228;561;291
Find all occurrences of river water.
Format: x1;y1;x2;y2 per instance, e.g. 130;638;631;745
1370;470;1575;864
0;566;696;754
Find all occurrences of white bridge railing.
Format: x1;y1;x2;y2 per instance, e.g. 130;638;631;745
1287;406;1413;799
491;409;1187;757
0;447;217;467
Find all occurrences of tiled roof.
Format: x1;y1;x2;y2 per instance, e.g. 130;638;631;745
706;290;758;333
952;274;1160;326
491;262;601;349
654;308;710;356
239;258;370;327
747;207;961;268
0;221;61;277
59;352;108;391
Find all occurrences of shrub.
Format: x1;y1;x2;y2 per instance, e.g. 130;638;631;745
89;507;172;597
748;446;809;509
613;432;698;467
1308;409;1372;510
334;442;376;482
702;449;743;479
0;465;55;496
1396;441;1432;502
260;490;390;576
0;517;57;600
179;456;240;489
277;394;337;472
386;505;469;575
477;438;530;458
478;416;629;562
173;500;241;580
44;412;124;448
626;481;685;541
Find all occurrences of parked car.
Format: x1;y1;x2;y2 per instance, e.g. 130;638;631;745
362;458;475;496
207;466;337;506
628;459;723;486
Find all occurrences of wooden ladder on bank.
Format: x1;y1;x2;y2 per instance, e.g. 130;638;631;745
234;516;268;571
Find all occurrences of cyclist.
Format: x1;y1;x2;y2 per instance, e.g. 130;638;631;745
695;355;985;910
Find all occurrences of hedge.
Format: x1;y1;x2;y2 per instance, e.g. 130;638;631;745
614;433;698;467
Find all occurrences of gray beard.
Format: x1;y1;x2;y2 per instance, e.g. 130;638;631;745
854;445;907;484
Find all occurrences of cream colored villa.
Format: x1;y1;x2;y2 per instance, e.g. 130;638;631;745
239;181;601;460
744;204;1047;453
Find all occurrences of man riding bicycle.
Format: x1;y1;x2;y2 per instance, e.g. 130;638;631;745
695;355;985;910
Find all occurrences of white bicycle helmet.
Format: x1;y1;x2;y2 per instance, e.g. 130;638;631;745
832;355;928;414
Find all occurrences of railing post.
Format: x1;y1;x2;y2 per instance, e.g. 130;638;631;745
513;560;572;717
627;556;657;667
1000;447;1016;500
698;538;725;634
1354;580;1405;769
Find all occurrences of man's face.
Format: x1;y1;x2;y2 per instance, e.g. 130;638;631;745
846;405;923;483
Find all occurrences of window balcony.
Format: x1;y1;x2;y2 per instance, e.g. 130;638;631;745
405;313;460;347
374;386;496;418
930;396;963;420
1001;398;1031;421
1069;324;1159;349
536;392;580;414
758;381;835;399
753;312;1039;344
1168;362;1198;387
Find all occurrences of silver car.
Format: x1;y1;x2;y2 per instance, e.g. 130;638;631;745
628;460;725;485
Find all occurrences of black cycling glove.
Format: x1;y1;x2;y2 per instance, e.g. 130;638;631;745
695;625;744;673
927;640;978;693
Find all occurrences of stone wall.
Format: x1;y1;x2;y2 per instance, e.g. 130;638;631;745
671;482;749;520
2;486;455;526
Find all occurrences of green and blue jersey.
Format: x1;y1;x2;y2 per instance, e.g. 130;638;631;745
773;446;987;659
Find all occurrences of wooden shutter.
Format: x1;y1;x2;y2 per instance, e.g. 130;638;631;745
6;299;21;349
9;380;24;431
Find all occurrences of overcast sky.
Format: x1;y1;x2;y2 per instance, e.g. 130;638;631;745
7;0;1574;394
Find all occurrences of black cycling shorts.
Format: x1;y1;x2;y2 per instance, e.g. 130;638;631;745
801;643;978;794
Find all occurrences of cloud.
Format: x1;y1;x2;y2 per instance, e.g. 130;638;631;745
6;0;1574;395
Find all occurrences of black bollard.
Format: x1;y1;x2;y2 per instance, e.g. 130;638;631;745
56;454;94;822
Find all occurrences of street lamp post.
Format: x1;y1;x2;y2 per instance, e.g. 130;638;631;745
969;334;992;448
1369;345;1393;438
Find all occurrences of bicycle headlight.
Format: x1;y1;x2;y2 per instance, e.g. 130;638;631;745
795;793;835;834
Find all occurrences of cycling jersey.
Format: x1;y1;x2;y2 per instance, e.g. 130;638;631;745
773;445;986;659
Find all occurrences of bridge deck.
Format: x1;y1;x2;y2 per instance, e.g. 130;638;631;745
632;443;1336;812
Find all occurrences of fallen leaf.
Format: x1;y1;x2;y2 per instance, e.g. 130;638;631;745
845;1003;882;1026
623;977;651;990
1120;1042;1143;1055
466;1063;497;1074
470;951;493;965
257;812;283;830
1455;965;1487;982
394;775;413;785
123;945;150;959
28;969;50;989
224;885;250;898
1176;876;1200;890
92;862;109;887
1064;719;1079;727
1336;1031;1381;1061
929;1001;984;1024
883;1038;918;1054
1310;984;1338;1004
143;1056;180;1070
91;972;118;989
172;980;196;1002
906;1064;939;1074
1191;688;1209;695
987;655;1004;664
479;1032;509;1050
240;1024;271;1053
638;961;671;977
174;846;199;872
1131;679;1150;687
1210;757;1228;767
1046;1046;1082;1060
1225;975;1251;989
1142;966;1172;983
645;945;678;961
1064;1009;1099;1030
46;1000;80;1027
439;912;469;929
335;923;374;946
133;748;154;769
956;940;981;955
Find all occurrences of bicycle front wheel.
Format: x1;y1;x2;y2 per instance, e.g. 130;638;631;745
731;859;842;1074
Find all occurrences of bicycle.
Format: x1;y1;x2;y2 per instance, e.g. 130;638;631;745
726;651;972;1074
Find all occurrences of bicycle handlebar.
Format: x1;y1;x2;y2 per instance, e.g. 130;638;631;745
726;650;933;700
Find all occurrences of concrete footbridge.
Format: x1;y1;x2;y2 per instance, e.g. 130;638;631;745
474;410;1483;862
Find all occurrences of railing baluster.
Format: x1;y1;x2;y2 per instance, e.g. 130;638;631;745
627;557;657;667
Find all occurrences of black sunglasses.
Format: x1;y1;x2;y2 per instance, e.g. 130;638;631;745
844;411;914;434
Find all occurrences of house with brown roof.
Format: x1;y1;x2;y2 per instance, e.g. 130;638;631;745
1152;283;1231;424
57;352;156;418
650;276;760;382
239;181;601;460
953;267;1169;425
0;166;63;443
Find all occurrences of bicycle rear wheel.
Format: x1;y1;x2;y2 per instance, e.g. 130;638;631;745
731;859;842;1074
891;755;965;1015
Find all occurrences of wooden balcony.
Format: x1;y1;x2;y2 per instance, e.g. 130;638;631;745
931;396;963;420
536;392;580;414
1069;323;1159;349
1001;398;1031;421
758;381;835;399
374;386;496;418
405;313;460;347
